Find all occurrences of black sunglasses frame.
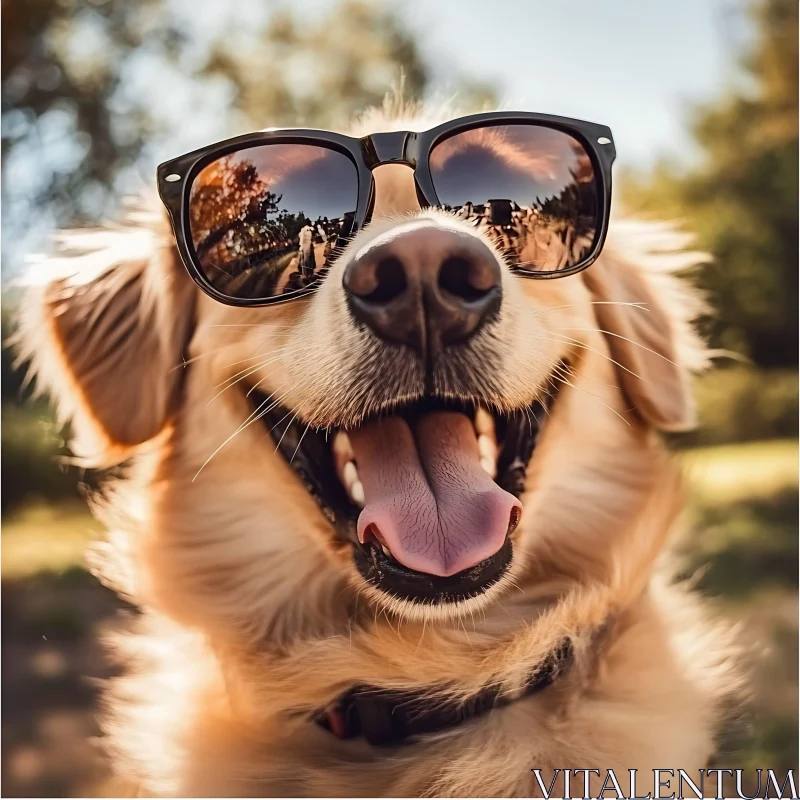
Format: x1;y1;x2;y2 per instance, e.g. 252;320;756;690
157;111;616;308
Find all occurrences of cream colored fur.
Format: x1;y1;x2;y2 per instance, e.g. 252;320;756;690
16;100;740;797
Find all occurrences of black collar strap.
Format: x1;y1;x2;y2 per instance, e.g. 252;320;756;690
315;638;573;747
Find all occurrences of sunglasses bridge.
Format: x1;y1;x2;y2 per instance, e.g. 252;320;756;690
360;131;420;170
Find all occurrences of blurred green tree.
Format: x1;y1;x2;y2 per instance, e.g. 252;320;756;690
622;0;798;368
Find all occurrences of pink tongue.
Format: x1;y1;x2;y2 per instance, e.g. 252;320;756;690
349;412;522;577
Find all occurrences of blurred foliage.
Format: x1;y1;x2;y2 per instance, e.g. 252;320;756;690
1;404;91;514
688;367;798;446
622;0;798;368
684;486;798;599
2;306;89;513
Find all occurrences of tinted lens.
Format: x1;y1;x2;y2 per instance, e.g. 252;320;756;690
429;124;599;273
188;144;358;300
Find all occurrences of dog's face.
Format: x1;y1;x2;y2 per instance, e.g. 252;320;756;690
23;109;705;642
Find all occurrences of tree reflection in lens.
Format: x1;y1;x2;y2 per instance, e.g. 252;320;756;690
430;125;599;272
188;144;358;299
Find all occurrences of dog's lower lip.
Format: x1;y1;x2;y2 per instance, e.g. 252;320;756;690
251;369;563;605
354;537;513;605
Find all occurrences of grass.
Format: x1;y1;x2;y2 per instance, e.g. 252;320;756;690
683;438;798;507
2;503;99;580
676;439;798;601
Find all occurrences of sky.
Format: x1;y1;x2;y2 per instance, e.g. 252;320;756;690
161;0;751;170
319;0;750;169
405;0;749;168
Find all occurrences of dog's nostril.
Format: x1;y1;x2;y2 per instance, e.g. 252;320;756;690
438;256;495;302
344;227;503;352
362;256;407;304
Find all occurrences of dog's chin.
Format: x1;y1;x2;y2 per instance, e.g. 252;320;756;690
249;372;559;618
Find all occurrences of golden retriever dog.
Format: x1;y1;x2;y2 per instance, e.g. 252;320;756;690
18;98;739;797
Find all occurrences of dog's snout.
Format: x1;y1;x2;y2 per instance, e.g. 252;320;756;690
342;225;502;353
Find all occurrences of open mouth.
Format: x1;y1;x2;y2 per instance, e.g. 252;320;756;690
252;379;558;607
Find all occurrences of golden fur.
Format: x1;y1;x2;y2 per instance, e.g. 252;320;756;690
17;100;740;797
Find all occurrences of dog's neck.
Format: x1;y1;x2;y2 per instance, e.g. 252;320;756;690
221;569;642;741
314;636;577;746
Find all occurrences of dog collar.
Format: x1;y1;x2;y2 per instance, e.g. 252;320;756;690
314;638;573;747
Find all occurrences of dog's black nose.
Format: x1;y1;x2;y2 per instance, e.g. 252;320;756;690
342;224;502;354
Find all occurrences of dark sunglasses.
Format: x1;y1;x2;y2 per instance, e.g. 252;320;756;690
157;111;616;307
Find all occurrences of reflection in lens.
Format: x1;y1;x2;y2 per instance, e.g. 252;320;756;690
188;144;358;300
429;124;599;272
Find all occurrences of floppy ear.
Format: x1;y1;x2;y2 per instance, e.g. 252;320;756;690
581;220;709;432
17;206;196;464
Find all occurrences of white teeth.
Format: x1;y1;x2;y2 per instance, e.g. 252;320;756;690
335;451;365;508
480;456;496;478
381;544;392;558
332;431;354;472
350;480;365;508
343;461;358;488
475;408;498;478
477;433;496;461
474;406;495;437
